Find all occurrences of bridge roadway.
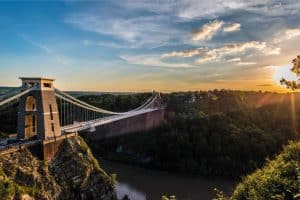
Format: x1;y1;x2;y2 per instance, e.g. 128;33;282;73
0;140;40;156
0;108;160;156
61;108;160;133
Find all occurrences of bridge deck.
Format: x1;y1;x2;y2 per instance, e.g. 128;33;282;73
0;140;40;156
61;108;159;133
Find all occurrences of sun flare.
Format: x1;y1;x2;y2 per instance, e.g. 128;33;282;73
272;65;298;87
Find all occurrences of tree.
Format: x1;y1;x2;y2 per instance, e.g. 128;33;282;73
281;55;300;90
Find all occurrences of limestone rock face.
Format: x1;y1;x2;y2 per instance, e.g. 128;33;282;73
0;136;117;200
50;137;116;200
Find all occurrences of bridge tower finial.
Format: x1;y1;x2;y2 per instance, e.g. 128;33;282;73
17;77;62;141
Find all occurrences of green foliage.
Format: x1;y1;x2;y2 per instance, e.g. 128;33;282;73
0;136;115;199
78;93;152;112
71;137;116;187
213;188;227;200
77;136;90;153
0;179;17;199
1;89;300;182
110;173;117;187
0;101;18;134
230;141;300;200
0;168;43;200
95;110;297;176
161;195;176;200
85;91;299;177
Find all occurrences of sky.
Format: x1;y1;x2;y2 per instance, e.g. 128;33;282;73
0;0;300;92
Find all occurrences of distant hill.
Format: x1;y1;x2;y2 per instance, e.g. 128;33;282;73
66;91;138;97
0;87;138;97
163;90;300;114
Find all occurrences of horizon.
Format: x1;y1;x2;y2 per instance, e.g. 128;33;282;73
1;83;300;94
1;1;300;93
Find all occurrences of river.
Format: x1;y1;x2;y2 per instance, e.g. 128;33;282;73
100;159;236;200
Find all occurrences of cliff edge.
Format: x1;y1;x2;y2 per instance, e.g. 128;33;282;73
0;136;117;200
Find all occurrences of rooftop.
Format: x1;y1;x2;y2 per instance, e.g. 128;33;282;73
19;77;55;81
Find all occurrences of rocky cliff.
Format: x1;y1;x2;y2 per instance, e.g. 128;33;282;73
0;136;117;200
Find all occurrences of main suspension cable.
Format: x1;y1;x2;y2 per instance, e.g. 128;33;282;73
55;89;156;115
0;87;37;107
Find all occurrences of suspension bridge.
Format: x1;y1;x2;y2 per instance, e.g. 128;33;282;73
0;77;165;160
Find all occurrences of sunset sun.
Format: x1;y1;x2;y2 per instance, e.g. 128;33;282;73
273;65;298;87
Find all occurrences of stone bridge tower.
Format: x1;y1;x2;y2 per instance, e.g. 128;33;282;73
17;77;62;141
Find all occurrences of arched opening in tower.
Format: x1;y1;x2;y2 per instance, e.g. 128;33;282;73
25;95;37;111
25;95;37;139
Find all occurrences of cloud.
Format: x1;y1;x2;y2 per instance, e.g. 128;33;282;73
192;20;224;41
66;15;182;48
120;0;270;20
264;65;278;69
20;34;69;65
264;47;281;55
213;41;280;56
196;52;218;63
195;41;280;64
62;0;300;89
161;40;280;65
226;57;256;65
120;0;300;20
161;48;206;58
285;28;300;39
236;61;257;65
191;20;241;42
243;1;300;17
214;41;266;54
223;23;241;32
227;57;241;62
120;54;195;68
273;28;300;43
82;39;127;48
257;84;273;87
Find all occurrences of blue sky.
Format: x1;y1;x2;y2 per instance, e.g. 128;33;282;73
1;0;300;92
